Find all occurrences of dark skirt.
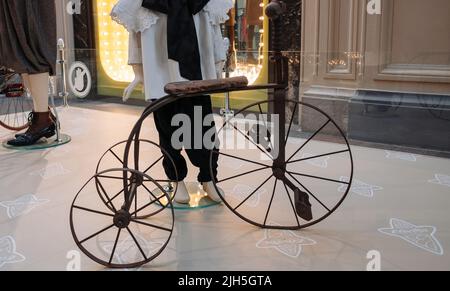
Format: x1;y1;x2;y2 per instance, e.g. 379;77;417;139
0;0;56;75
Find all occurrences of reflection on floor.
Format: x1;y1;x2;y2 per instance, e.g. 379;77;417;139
0;105;449;271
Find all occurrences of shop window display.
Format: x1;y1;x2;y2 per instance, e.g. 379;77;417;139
94;0;271;108
0;0;449;272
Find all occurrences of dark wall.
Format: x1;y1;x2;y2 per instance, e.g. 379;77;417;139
73;0;97;98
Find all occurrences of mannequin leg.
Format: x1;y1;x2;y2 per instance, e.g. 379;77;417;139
7;72;56;146
28;73;50;112
183;95;218;183
181;95;223;203
153;100;189;181
22;73;30;93
154;100;191;204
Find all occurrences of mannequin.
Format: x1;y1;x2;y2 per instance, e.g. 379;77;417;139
111;0;233;204
0;0;57;147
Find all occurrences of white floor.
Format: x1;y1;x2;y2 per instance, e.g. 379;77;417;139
0;106;449;271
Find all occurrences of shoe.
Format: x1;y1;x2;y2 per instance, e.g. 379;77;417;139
7;111;56;147
294;188;313;221
202;181;224;203
16;109;57;138
175;181;190;204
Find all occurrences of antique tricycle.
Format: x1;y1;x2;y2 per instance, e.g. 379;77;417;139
70;0;354;269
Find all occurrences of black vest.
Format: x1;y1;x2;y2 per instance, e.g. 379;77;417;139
141;0;210;81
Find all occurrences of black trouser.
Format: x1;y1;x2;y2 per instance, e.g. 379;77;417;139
153;95;219;182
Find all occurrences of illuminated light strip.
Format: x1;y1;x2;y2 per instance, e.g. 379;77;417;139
96;0;134;82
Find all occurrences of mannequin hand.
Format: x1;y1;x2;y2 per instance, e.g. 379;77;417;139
123;64;144;102
123;79;141;102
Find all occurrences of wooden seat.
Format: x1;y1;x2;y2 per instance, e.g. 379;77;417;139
164;76;249;95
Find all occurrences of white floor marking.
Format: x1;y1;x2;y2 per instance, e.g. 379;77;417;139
29;163;71;180
0;194;50;219
256;225;316;258
385;150;417;162
378;218;444;255
0;236;26;268
338;176;383;198
428;174;450;188
231;184;267;208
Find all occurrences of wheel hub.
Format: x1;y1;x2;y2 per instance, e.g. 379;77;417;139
113;209;131;229
272;167;286;179
130;174;144;186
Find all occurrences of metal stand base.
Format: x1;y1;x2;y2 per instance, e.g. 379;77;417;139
2;133;71;151
153;181;221;210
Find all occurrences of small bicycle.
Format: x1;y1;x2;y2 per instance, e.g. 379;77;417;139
0;69;32;131
70;0;354;269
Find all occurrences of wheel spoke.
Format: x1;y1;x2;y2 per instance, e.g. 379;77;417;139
96;178;118;213
287;149;350;164
108;228;122;264
263;179;278;227
130;193;166;217
285;102;298;144
79;224;115;244
72;205;115;217
13;97;18;127
217;165;271;184
287;119;331;163
5;98;12;125
143;155;164;174
97;175;132;181
287;172;331;212
234;175;274;211
126;227;148;261
288;171;349;185
213;150;270;168
105;183;130;207
141;183;163;204
109;149;124;165
231;123;274;161
283;182;301;228
1;98;8;123
131;219;172;232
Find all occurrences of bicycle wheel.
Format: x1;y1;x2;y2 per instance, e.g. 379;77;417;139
70;168;174;269
211;99;354;230
0;78;31;131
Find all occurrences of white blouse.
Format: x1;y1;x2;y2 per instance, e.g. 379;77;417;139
111;0;233;100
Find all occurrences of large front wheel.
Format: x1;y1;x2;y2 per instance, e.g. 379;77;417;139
211;99;354;230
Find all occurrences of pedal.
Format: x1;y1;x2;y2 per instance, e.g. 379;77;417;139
294;188;313;221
